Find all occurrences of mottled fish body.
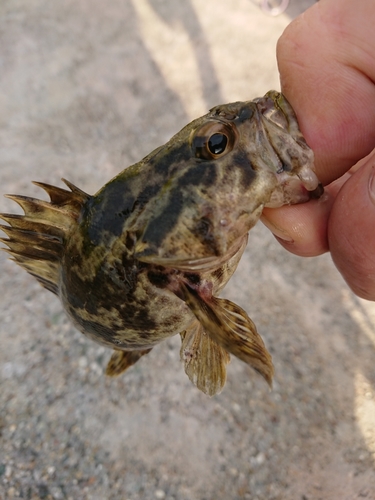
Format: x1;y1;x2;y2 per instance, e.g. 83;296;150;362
0;91;322;396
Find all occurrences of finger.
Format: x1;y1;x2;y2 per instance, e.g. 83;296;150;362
277;0;375;185
328;154;375;300
261;172;351;257
261;190;334;257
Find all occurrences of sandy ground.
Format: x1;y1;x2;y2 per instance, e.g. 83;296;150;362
1;1;375;499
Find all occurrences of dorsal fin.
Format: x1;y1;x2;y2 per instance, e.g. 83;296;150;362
0;179;90;294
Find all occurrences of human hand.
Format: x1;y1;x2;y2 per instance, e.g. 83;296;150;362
262;0;375;300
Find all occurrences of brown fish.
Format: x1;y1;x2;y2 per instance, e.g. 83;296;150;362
0;91;322;396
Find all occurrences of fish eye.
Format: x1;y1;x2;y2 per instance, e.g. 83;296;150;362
208;133;228;155
191;121;236;160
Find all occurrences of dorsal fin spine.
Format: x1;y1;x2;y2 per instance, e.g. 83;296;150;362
0;180;90;294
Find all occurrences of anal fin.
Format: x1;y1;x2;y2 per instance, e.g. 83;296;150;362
105;348;152;376
180;321;230;397
179;284;274;387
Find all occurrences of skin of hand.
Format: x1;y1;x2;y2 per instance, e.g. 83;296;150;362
261;0;375;300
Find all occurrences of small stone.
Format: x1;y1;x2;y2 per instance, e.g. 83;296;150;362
2;363;14;379
47;465;56;476
90;361;101;374
78;356;88;368
51;485;64;499
7;487;16;497
256;452;266;465
155;489;166;499
38;484;50;499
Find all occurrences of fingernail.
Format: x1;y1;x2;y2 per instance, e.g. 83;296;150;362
261;216;294;243
369;165;375;206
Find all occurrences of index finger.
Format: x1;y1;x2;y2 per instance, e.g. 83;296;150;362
277;0;375;185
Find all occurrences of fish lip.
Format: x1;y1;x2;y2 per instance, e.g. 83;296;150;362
264;164;324;207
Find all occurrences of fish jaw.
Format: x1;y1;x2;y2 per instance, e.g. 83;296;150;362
251;90;323;207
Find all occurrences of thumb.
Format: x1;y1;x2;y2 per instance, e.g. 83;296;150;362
328;151;375;300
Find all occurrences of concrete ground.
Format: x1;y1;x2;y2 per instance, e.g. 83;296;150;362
1;1;375;499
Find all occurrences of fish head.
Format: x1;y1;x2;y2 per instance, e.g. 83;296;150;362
134;91;322;267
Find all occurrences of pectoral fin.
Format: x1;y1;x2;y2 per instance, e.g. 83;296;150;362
136;235;248;273
180;321;230;397
178;284;274;387
106;348;152;376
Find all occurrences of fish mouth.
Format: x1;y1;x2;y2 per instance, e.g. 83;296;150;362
264;162;324;208
252;91;324;205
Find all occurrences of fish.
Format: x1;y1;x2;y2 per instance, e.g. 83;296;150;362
0;91;322;396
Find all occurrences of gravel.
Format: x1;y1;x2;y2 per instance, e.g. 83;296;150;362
1;1;375;499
